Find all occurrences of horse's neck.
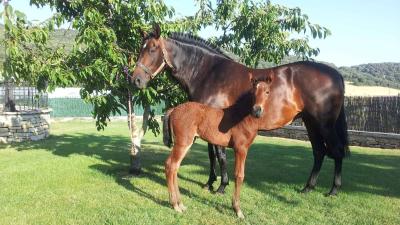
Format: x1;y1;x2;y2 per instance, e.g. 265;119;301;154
166;39;224;96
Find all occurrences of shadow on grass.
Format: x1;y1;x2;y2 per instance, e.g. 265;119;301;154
7;133;400;205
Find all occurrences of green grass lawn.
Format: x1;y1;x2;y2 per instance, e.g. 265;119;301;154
1;120;399;225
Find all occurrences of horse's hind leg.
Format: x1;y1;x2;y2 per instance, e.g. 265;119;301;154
301;117;327;193
165;143;191;212
216;146;229;194
328;158;342;196
203;143;217;191
319;124;344;196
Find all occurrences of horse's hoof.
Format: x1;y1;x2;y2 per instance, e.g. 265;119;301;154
215;186;226;195
299;186;313;194
236;210;245;219
178;203;187;211
202;184;214;192
325;191;338;197
128;167;141;176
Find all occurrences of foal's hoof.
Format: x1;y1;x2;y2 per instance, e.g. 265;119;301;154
235;209;245;219
178;203;187;211
173;205;183;213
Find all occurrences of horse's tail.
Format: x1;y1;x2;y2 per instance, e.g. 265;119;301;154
336;102;350;157
163;109;173;148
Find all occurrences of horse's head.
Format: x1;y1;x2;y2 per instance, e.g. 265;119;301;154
131;24;173;89
251;78;271;118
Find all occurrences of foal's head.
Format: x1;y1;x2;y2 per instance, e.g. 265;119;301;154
251;79;271;118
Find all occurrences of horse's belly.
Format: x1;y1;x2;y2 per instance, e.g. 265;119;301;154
259;105;300;130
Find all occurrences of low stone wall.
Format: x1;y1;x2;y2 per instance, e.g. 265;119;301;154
260;125;400;149
0;109;51;143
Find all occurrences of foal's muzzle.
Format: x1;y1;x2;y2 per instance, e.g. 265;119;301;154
252;105;263;118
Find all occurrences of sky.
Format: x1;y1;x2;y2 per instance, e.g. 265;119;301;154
1;0;399;66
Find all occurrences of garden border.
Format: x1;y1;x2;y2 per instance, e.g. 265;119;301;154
260;125;400;149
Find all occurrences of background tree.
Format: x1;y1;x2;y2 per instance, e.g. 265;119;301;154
2;0;330;173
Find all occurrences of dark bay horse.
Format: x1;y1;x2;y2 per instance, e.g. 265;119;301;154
163;79;271;218
131;24;349;196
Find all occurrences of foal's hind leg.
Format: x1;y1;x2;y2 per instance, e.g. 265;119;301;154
215;146;229;194
203;143;217;191
232;146;248;219
301;118;327;193
165;144;191;212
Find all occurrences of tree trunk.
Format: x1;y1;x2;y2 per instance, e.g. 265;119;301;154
128;104;151;175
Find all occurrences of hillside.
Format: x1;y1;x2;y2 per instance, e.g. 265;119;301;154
0;24;76;71
339;63;400;88
1;25;400;89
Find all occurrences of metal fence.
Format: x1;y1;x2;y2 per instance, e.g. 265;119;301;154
48;97;164;117
0;82;48;112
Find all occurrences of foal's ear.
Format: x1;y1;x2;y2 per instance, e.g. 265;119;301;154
250;77;258;87
153;23;161;39
139;28;148;39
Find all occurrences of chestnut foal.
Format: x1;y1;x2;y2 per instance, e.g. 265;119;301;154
163;80;270;218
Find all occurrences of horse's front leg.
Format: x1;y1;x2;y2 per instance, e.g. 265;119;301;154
203;143;218;191
232;146;248;219
216;145;229;194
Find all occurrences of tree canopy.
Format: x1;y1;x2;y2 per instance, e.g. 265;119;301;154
1;0;331;132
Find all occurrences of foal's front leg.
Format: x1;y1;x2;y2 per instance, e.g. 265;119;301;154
232;146;248;219
165;144;191;212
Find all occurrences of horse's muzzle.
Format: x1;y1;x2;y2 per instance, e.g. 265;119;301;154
252;105;263;118
134;76;146;89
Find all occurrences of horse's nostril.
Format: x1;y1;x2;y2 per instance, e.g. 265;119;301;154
135;78;141;86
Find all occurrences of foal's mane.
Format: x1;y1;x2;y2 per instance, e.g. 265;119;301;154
167;32;233;60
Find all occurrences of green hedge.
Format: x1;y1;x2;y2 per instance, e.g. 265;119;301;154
49;98;164;117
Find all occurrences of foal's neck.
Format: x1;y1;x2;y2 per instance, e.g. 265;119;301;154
217;92;259;132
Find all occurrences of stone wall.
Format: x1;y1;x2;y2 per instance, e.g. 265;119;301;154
260;125;400;149
0;109;51;143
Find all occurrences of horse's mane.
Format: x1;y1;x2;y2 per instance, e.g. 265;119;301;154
167;32;233;60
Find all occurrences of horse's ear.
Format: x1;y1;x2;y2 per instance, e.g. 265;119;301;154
153;23;161;39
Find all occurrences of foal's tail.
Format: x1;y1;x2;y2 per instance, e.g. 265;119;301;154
163;109;173;148
336;103;350;157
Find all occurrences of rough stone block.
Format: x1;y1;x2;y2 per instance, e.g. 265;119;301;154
0;132;10;137
31;134;45;141
0;137;7;144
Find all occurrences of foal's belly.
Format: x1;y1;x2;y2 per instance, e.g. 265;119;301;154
196;116;231;147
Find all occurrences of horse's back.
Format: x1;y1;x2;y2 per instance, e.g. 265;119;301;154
289;62;345;118
258;61;345;130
